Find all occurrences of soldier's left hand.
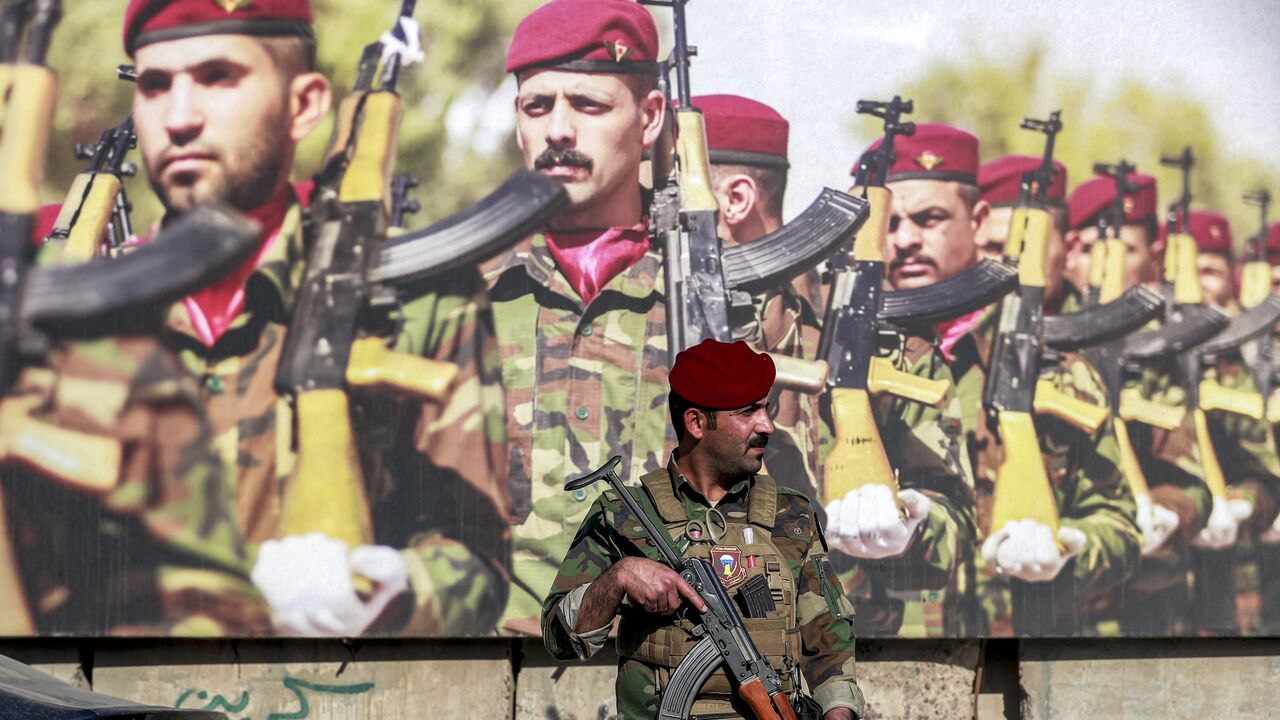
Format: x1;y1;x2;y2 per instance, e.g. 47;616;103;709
1191;495;1252;550
981;520;1086;583
824;485;932;559
251;533;409;636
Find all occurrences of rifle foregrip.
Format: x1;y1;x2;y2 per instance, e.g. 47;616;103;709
850;185;891;263
1171;234;1204;305
1191;408;1229;500
60;176;121;262
1087;241;1107;295
823;388;900;506
770;354;827;395
1100;239;1126;304
1239;262;1272;309
0;65;57;213
338;92;403;204
674;110;719;213
0;398;122;493
1118;388;1186;430
344;337;458;401
1011;207;1050;288
737;677;791;720
990;411;1062;540
1268;389;1280;425
867;356;949;406
1112;418;1153;499
281;390;374;547
1033;381;1108;435
1199;379;1265;421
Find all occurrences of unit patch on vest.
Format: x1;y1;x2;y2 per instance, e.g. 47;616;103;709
712;545;746;588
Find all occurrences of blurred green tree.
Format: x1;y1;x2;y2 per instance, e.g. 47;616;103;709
850;41;1278;247
42;0;541;231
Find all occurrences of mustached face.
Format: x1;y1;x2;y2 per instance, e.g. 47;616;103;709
883;179;986;290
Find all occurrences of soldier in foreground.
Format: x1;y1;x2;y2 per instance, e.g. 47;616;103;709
46;0;512;636
543;339;864;719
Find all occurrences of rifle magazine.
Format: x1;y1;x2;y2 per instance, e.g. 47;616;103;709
879;259;1017;327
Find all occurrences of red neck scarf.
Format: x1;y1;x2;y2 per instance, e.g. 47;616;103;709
544;222;649;304
935;306;988;362
182;188;293;347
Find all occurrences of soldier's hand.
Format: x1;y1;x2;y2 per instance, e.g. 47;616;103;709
252;533;409;636
981;520;1086;583
1260;511;1280;545
823;485;931;559
1135;494;1180;555
1191;495;1252;550
612;557;707;615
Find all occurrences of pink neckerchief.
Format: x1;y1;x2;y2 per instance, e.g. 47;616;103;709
936;306;988;362
544;222;650;305
181;188;292;347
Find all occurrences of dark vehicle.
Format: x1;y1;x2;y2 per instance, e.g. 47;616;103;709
0;654;225;719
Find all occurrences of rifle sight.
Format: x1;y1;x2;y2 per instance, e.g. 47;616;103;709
1160;147;1195;171
117;64;136;82
1020;111;1062;135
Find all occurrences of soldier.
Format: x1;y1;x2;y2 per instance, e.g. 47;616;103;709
1067;170;1212;634
956;154;1140;635
489;1;822;634
542;338;864;720
103;0;511;636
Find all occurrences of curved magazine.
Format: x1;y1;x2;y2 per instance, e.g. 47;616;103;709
1043;285;1164;351
1122;304;1230;360
879;259;1018;327
1196;294;1280;358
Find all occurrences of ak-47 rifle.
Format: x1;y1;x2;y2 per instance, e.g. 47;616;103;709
816;97;1018;504
567;457;802;720
389;171;420;231
982;112;1136;539
0;0;260;634
638;0;868;393
273;1;567;556
43;64;139;260
1239;190;1280;421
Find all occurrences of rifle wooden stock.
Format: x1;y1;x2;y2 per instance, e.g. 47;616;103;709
1199;377;1265;420
345;336;457;400
1112;417;1153;499
823;388;900;506
1118;387;1185;430
0;395;121;493
1033;380;1108;435
868;356;948;406
282;389;375;548
0;65;56;214
769;354;827;395
990;410;1062;541
1191;407;1229;500
1268;388;1280;425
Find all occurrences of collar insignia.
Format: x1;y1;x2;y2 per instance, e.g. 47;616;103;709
605;40;632;63
915;151;944;171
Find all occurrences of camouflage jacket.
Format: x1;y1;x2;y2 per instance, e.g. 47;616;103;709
483;232;817;634
951;306;1141;635
749;271;977;637
541;455;864;719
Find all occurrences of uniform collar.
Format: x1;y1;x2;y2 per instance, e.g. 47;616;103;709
666;451;753;508
485;231;664;312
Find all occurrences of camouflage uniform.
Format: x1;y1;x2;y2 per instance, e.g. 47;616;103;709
950;306;1141;636
748;272;977;638
486;233;820;634
542;455;865;719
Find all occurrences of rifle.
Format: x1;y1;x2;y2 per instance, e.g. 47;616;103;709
638;0;868;393
1239;190;1280;421
0;0;260;636
389;171;421;231
567;456;800;720
817;96;1017;505
273;1;567;556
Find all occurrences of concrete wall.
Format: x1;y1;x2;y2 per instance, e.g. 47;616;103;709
3;638;1279;719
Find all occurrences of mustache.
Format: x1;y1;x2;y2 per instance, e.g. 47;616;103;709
747;434;769;449
889;251;937;272
534;146;593;172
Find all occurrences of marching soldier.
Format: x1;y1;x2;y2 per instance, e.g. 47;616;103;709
3;0;514;636
961;153;1140;635
542;339;865;720
1067;170;1212;634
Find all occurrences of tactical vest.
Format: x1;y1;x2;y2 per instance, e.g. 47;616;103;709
616;469;799;716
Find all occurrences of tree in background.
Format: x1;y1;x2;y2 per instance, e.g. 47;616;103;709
43;0;541;231
851;42;1279;245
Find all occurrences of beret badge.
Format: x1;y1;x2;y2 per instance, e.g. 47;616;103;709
915;151;944;171
605;39;632;62
215;0;253;12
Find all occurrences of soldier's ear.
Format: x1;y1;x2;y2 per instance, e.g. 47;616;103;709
717;174;758;229
639;88;667;149
288;71;332;143
970;199;991;237
683;407;708;441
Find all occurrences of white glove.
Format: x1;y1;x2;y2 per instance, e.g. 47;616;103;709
1260;511;1280;545
824;485;932;559
381;17;426;67
1191;495;1252;550
251;532;409;636
981;519;1087;583
1135;493;1181;555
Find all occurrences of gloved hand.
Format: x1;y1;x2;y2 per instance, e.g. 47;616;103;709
824;484;932;559
251;532;409;636
981;519;1086;583
1260;511;1280;545
1135;493;1181;555
1191;495;1253;550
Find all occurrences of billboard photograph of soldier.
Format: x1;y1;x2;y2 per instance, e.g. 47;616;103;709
2;0;1280;663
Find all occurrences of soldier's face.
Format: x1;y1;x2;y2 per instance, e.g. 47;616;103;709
133;35;328;214
1073;223;1159;290
515;70;665;226
884;180;988;290
699;397;775;478
1197;252;1236;307
981;205;1069;309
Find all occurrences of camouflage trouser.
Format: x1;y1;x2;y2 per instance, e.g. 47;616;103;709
1193;476;1280;635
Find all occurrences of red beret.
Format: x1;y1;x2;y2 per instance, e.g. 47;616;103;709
669;339;775;410
852;123;979;186
506;0;658;76
1160;210;1233;256
693;94;789;170
123;0;313;57
979;155;1067;207
1266;222;1280;266
1067;172;1158;230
